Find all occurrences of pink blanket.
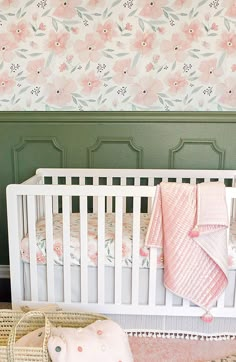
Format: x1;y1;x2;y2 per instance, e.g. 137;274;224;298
145;182;228;313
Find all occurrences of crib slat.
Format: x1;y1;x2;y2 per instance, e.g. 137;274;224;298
27;195;38;302
132;197;141;306
66;176;72;212
165;290;173;307
45;196;55;303
204;178;210;183
80;196;88;304
52;176;58;213
148;178;154;213
115;197;123;305
190;178;196;184
182;298;190;307
98;196;105;304
217;292;225;309
121;177;126;212
148;248;157;306
62;196;71;303
23;195;28;235
176;177;182;183
93;177;99;213
107;177;113;213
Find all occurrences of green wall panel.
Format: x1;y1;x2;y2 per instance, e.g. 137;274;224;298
0;111;236;264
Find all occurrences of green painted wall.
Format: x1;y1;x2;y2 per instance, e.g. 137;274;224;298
1;111;236;264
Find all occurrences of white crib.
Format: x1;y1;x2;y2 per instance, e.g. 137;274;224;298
6;168;236;338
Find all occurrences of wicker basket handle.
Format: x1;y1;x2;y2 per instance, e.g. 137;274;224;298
7;310;51;362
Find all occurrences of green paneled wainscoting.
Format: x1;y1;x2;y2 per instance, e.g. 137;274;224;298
1;111;236;268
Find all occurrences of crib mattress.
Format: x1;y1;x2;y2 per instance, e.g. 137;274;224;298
20;213;236;269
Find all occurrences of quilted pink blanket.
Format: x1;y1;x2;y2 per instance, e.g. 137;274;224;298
145;182;228;313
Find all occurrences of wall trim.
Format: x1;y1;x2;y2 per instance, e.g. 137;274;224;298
0;265;10;279
0;111;236;124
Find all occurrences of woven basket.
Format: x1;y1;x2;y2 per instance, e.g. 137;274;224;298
0;309;107;362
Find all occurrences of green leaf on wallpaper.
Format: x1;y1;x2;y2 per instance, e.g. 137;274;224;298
122;33;132;36
208;33;217;36
72;96;78;105
16;8;21;18
138;18;145;31
105;86;116;94
25;0;36;8
103;8;108;18
203;24;208;32
106;49;114;52
103;52;113;58
165;99;174;106
217;104;223;111
71;66;77;73
188;52;199;59
85;61;90;71
0;62;3;70
6;13;15;16
45;105;51;111
77;7;87;12
88;99;96;102
224;18;230;31
103;77;112;81
42;9;51;17
192;49;200;52
0;14;7;20
52;18;58;31
172;61;176;71
19;86;30;95
197;0;207;7
132;104;136;111
158;93;168;98
111;0;120;8
214;9;224;16
193;12;199;18
162;7;173;12
35;96;45;103
132;53;140;68
20;12;26;18
170;13;179;21
93;13;101;16
97;94;102;104
158;97;164;105
174;99;182;102
84;13;93;20
209;96;217;103
101;98;107;104
189;8;194;18
117;24;123;32
201;53;215;56
107;12;112;17
78;99;88;106
16;51;27;59
72;93;81;98
36;33;46;36
116;53;129;57
30;53;43;57
162;10;169;19
129;9;137;17
46;52;54;67
187;98;193;104
0;99;9;102
122;96;131;103
191;86;202;94
180;13;187;16
218;52;226;68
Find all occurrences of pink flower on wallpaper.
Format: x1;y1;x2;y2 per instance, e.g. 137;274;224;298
112;58;137;84
217;78;236;107
160;34;191;62
59;62;67;72
0;34;17;62
182;20;203;42
87;0;107;9
0;71;15;95
53;242;63;257
80;70;102;95
47;31;70;55
146;62;154;72
39;22;46;31
132;76;163;106
96;20;118;42
125;23;132;31
74;34;103;62
173;0;192;9
0;0;17;9
218;32;236;55
46;76;77;106
225;0;236;18
232;64;236;72
51;0;81;19
122;243;130;257
36;252;46;264
139;0;166;19
9;20;30;42
132;31;156;55
211;22;218;31
198;58;223;84
167;72;188;95
26;58;50;84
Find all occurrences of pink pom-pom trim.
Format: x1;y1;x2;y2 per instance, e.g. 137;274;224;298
201;312;213;323
189;227;199;238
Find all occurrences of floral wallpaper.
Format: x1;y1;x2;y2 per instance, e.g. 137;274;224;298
0;0;236;111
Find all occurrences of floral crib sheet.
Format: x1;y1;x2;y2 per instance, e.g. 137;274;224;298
20;213;236;269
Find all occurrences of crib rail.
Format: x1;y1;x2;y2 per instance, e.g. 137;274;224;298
7;182;236;323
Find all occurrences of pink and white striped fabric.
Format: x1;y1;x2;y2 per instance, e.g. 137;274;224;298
145;182;228;312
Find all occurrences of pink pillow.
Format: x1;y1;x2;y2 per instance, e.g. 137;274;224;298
47;319;133;362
